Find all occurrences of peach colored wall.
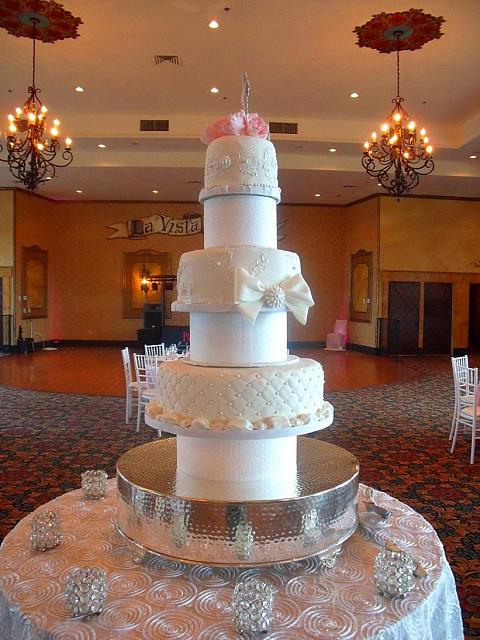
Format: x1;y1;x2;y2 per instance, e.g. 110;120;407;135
0;191;14;324
14;192;56;341
13;193;347;343
279;205;346;342
380;196;480;349
380;196;480;272
0;190;14;267
15;195;203;341
344;197;379;348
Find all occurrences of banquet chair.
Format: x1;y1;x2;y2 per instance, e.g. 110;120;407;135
450;365;478;464
121;347;138;425
133;353;161;434
449;355;471;440
145;343;165;357
325;319;347;351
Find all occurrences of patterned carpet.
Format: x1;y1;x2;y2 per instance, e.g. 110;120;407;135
0;370;479;637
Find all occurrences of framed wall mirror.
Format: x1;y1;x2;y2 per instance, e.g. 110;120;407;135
123;250;173;319
350;250;372;323
21;246;48;319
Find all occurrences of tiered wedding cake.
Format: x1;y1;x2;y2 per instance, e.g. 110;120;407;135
117;83;359;565
146;108;334;489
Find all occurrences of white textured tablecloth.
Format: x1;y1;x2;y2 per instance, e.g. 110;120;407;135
0;482;463;639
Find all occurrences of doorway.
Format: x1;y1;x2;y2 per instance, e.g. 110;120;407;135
423;283;452;354
469;284;480;352
388;282;420;354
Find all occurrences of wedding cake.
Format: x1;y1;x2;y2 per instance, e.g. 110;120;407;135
146;100;334;486
119;82;359;565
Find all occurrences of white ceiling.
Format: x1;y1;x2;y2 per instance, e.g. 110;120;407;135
0;0;479;204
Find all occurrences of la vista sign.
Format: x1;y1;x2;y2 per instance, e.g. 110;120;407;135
107;213;203;239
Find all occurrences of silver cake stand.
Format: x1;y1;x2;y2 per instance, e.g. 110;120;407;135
116;438;359;567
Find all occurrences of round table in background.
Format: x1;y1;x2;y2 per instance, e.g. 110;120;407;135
0;481;463;639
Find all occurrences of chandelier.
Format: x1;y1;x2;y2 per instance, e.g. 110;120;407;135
0;1;82;190
354;9;445;200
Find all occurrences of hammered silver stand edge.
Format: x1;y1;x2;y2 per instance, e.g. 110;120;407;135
116;438;359;567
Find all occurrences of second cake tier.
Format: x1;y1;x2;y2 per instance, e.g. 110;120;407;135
147;357;330;432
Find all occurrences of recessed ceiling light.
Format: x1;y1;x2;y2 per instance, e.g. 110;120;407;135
152;190;159;194
329;148;336;153
208;19;219;29
314;193;321;197
210;87;219;94
469;154;477;159
75;86;84;92
377;183;382;187
75;189;83;193
350;92;359;99
97;143;106;148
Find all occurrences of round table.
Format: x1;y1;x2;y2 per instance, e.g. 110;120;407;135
0;481;463;639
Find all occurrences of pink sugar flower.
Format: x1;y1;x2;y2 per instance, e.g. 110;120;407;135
201;111;269;145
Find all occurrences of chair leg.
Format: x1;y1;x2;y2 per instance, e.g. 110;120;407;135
471;418;476;465
126;392;131;424
136;397;142;433
450;419;460;454
449;396;458;440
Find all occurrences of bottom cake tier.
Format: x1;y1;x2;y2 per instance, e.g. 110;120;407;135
116;438;359;567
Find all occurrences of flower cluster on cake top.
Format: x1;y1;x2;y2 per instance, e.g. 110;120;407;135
201;110;269;145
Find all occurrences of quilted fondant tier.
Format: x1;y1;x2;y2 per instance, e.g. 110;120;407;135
174;246;301;306
148;358;326;432
199;135;280;203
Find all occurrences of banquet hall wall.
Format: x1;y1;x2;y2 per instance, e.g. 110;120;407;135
2;190;479;350
9;191;349;344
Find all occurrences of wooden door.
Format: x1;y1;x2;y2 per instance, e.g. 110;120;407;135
388;282;420;354
469;284;480;352
423;283;452;354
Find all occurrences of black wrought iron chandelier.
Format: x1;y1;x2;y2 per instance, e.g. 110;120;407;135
362;33;434;200
355;9;444;201
0;17;73;190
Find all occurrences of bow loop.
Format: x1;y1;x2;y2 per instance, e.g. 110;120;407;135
234;268;314;324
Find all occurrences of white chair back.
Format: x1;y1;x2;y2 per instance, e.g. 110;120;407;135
133;353;161;390
121;347;132;385
145;343;165;357
451;365;478;464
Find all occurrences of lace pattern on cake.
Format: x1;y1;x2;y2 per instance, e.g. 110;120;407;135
207;248;234;284
247;252;269;277
262;146;277;179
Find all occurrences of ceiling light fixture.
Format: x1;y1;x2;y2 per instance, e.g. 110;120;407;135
329;148;336;153
75;86;84;92
75;189;82;193
97;143;106;148
208;19;219;29
0;3;82;190
314;193;321;197
355;9;444;201
469;155;477;159
210;87;219;94
350;92;359;98
152;190;159;194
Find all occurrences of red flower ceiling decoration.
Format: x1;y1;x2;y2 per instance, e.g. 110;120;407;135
0;0;82;43
354;8;445;53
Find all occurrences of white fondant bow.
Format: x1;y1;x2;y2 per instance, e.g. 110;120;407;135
234;268;314;325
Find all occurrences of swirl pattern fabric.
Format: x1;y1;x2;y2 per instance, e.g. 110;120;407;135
0;483;463;639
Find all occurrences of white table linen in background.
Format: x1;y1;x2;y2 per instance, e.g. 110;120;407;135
0;482;463;639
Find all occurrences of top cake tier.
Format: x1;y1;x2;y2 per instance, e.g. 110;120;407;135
199;135;281;204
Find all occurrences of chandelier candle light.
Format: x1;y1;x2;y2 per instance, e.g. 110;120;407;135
355;9;445;200
0;1;82;190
